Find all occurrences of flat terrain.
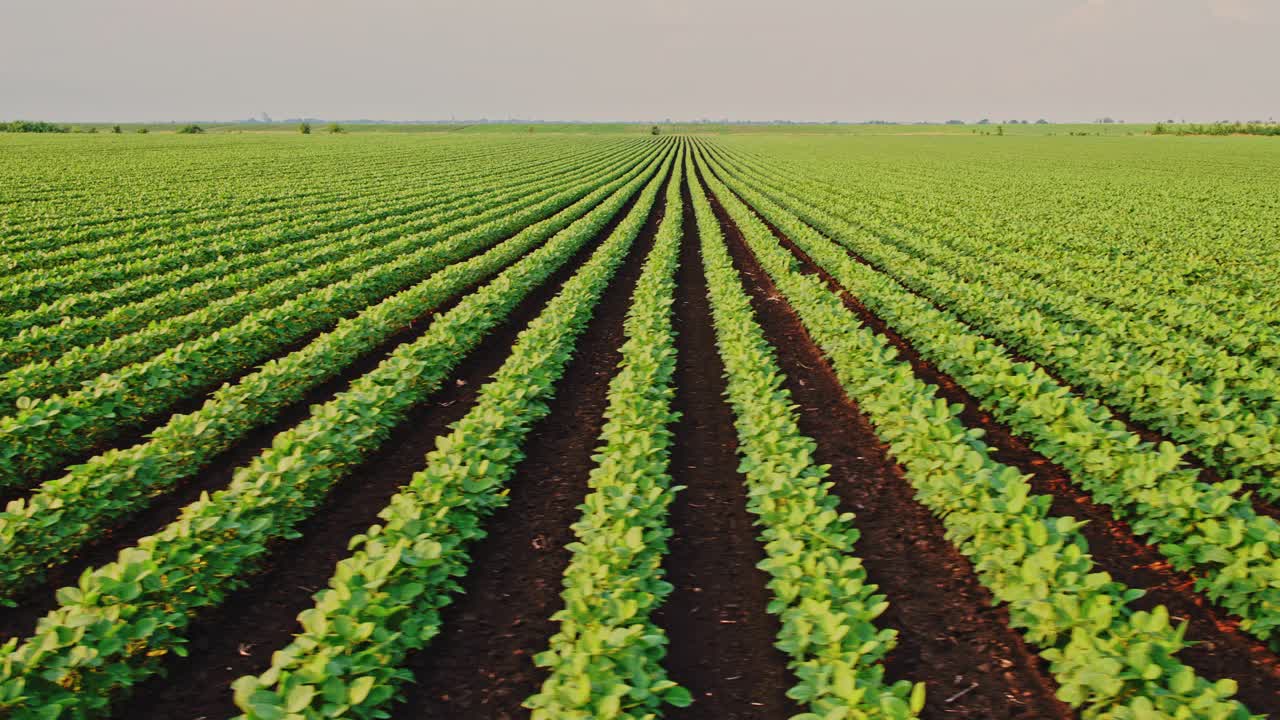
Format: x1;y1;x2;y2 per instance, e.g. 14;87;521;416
1;129;1279;719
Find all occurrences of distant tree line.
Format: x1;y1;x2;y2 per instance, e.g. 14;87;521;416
1153;121;1280;137
1;120;70;133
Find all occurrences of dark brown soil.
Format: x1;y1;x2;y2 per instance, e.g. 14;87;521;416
0;189;639;641
0;250;510;633
695;142;1280;526
700;170;1074;720
389;169;670;720
704;162;1280;716
0;160;661;633
97;178;654;720
4;174;622;499
650;176;800;720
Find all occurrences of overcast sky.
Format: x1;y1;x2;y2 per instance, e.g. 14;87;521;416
2;0;1277;123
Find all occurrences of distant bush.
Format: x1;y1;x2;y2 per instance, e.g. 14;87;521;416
1;120;69;133
136;127;149;134
1153;121;1280;137
651;125;661;135
176;124;205;134
327;123;344;134
299;122;311;134
111;125;123;134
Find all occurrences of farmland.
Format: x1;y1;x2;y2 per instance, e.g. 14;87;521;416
1;128;1279;720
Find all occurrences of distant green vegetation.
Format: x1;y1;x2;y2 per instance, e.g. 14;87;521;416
6;119;1279;139
1153;121;1280;137
1;121;69;133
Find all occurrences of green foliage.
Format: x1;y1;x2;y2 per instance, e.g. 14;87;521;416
0;143;672;718
1;120;68;133
175;124;204;134
706;140;1280;645
1154;122;1280;137
0;142;657;601
711;140;1280;638
0;145;659;487
2;126;1277;720
299;122;311;134
326;122;344;134
525;148;687;720
698;133;1280;505
695;142;1258;718
231;146;674;720
689;152;922;718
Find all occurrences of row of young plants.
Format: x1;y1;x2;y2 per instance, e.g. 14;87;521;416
688;161;925;720
522;149;689;719
698;148;1280;645
229;143;676;720
830;168;1280;371
693;149;1258;719
0;136;538;263
0;140;641;366
701;143;1280;501
706;140;1280;398
0;153;502;315
0;140;626;326
0;145;662;489
831;175;1280;426
820;156;1280;370
1;179;481;339
0;140;529;278
0;142;646;394
0;143;672;720
0;151;396;256
713;138;1280;341
0;148;669;601
0;136;471;251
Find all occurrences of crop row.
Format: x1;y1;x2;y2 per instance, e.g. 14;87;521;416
689;156;924;719
0;139;640;368
0;141;646;397
0;146;517;313
720;137;1280;337
0;141;673;719
693;143;1255;719
0;142;658;489
0;136;533;254
703;144;1280;501
1;140;537;276
699;143;1280;646
0;145;668;601
229;138;677;720
0;139;630;322
524;147;689;719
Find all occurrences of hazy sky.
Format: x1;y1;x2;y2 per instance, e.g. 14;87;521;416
3;0;1277;123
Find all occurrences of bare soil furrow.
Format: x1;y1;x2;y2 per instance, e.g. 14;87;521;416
703;175;1075;720
390;170;669;720
728;179;1280;716
651;177;800;720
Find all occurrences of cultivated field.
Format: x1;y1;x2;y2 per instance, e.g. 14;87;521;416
1;129;1279;719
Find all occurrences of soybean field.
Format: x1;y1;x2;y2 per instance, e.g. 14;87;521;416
2;129;1280;720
